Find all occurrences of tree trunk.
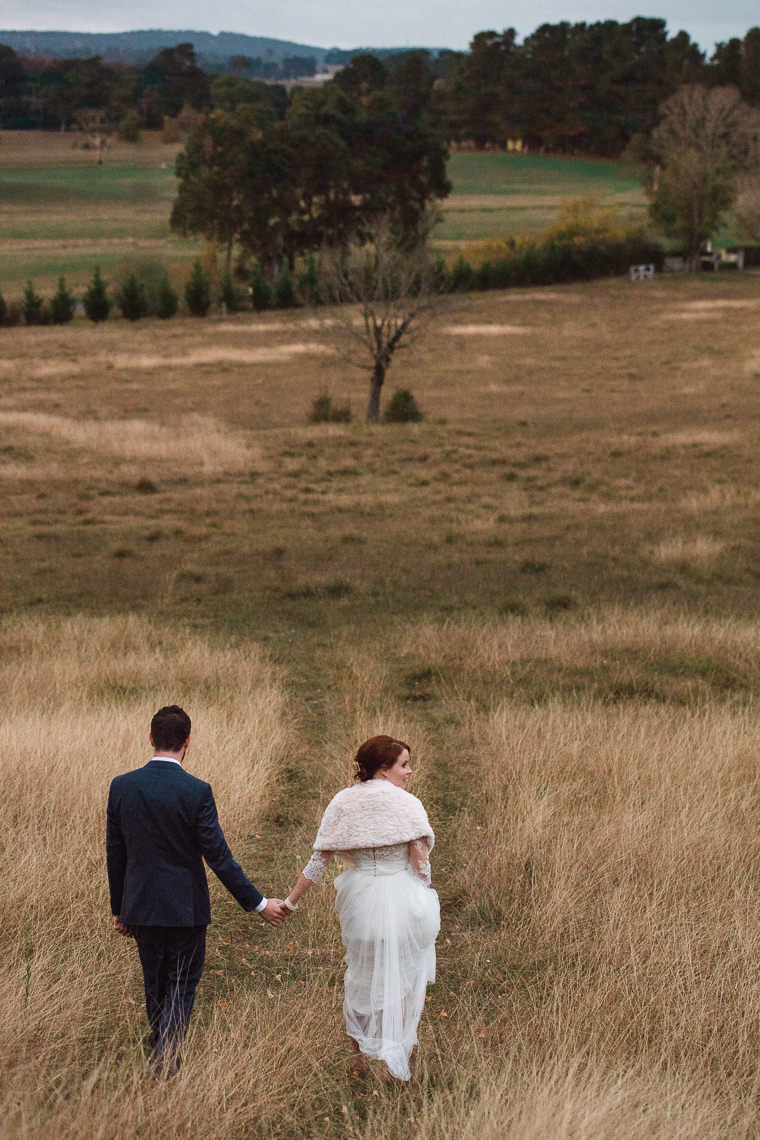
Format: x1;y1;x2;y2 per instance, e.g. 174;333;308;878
367;364;384;423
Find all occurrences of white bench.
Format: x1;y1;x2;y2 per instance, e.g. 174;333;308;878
628;263;655;281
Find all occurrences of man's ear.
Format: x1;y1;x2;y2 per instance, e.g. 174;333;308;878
149;733;155;747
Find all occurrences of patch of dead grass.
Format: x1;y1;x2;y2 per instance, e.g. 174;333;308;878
651;429;743;449
445;324;531;336
108;343;332;370
650;535;727;565
0;410;255;472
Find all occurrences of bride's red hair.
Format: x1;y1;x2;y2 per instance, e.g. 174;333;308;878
353;735;410;782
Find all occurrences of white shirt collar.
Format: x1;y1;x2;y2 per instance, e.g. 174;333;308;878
152;755;183;766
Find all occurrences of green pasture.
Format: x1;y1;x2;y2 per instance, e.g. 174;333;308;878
0;131;650;296
447;151;642;197
0;133;192;294
438;152;648;244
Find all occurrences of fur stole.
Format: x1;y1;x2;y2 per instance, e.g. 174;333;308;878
313;779;434;852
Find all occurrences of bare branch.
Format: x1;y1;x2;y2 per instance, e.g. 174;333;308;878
734;174;760;242
313;215;449;421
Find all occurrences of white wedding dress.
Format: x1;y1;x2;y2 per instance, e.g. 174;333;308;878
303;840;440;1080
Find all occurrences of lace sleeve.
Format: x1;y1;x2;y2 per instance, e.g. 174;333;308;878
302;850;333;883
408;838;432;887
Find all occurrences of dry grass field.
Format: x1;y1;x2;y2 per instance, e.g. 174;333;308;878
3;270;760;1137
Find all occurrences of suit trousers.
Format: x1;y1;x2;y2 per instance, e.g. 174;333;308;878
133;925;207;1067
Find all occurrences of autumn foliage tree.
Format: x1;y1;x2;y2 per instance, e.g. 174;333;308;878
645;85;760;267
734;173;760;241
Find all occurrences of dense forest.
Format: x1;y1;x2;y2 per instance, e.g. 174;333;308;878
1;19;759;155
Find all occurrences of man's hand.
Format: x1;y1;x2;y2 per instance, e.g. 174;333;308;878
113;916;134;937
260;899;291;926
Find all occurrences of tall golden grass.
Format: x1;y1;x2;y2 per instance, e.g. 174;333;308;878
3;267;760;1134
1;615;300;1137
4;609;760;1136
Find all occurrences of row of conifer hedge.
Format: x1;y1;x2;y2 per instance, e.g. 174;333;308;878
4;204;749;327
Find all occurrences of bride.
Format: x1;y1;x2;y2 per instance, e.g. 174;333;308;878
282;735;440;1081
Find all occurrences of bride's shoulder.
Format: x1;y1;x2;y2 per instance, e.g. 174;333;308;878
390;783;425;806
323;784;358;811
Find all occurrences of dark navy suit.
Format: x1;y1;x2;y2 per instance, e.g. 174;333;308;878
106;759;263;1066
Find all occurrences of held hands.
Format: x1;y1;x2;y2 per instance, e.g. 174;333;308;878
113;916;134;937
260;898;292;927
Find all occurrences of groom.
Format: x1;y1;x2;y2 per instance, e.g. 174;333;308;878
106;704;288;1074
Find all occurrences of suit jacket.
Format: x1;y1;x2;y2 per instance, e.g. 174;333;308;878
106;759;263;926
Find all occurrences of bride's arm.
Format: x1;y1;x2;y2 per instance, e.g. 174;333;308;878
284;850;334;910
409;838;432;887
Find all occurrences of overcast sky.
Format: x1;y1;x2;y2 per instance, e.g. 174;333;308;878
2;1;757;54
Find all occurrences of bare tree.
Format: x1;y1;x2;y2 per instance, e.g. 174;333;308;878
76;111;112;165
646;85;760;269
316;217;446;423
651;85;760;166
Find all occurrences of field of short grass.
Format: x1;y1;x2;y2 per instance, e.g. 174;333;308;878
0;132;648;294
0;132;192;294
3;183;760;1135
3;273;759;633
438;152;647;245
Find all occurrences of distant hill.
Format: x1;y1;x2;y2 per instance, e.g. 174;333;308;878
0;29;333;66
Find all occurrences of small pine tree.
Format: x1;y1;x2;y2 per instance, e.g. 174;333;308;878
383;389;424;423
155;271;179;319
116;273;148;321
50;277;76;324
22;280;45;325
309;394;352;423
118;111;140;142
273;265;295;309
3;301;22;326
219;272;239;313
449;256;475;292
184;260;211;317
83;267;111;322
298;257;320;305
249;263;271;311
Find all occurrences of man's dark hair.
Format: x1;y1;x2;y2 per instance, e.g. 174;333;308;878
151;705;191;752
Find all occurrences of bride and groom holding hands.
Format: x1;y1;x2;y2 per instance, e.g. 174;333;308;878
106;705;440;1081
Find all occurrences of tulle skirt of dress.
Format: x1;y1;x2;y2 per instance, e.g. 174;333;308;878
334;860;440;1080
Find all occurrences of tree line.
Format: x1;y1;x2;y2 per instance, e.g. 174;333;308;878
1;21;759;152
441;20;760;156
0;42;297;131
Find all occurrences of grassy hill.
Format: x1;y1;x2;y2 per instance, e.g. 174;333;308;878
0;28;331;64
0;132;648;295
